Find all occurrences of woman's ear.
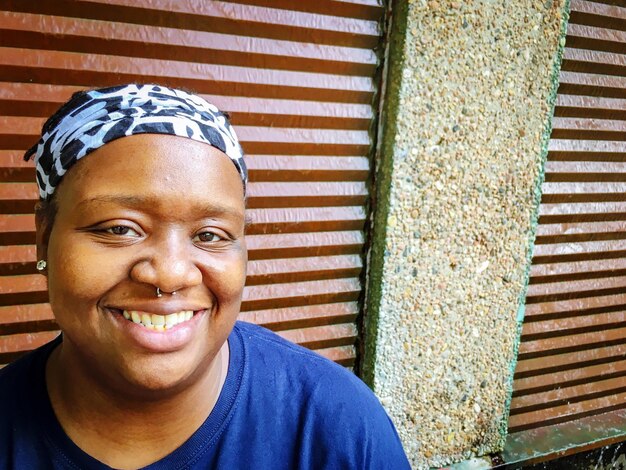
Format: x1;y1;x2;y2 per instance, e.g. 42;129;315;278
34;201;51;273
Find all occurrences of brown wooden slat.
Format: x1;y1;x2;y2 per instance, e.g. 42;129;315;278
558;71;626;99
556;93;626;116
238;302;358;330
541;182;626;203
246;182;369;208
276;322;357;349
545;160;626;183
535;219;626;238
241;278;361;311
530;257;626;285
514;344;626;378
508;391;626;433
0;303;53;323
551;116;626;141
518;327;626;358
535;221;626;248
247;156;370;182
220;0;383;21
547;138;626;165
313;345;356;366
0;214;33;232
525;293;626;319
538;201;626;226
526;274;626;300
569;0;626;32
0;330;59;353
521;310;626;338
0;245;34;263
245;207;367;234
539;200;626;217
0;150;31;170
565;23;626;56
246;255;362;285
0;273;44;294
531;239;626;266
561;47;626;78
247;231;364;259
513;359;626;395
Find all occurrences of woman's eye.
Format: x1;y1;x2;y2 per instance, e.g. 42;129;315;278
195;231;223;243
105;226;140;237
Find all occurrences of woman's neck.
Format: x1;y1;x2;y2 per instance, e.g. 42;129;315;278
45;341;229;469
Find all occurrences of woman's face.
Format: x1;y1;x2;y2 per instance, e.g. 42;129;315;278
40;134;247;395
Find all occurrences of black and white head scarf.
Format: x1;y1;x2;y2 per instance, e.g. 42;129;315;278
24;84;247;200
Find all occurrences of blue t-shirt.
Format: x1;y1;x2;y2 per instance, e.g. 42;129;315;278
0;321;410;469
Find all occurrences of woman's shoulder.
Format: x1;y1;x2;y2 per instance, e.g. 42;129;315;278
233;320;379;408
229;321;410;469
0;337;59;405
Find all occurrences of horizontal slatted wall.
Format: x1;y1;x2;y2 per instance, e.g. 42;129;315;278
508;0;626;433
0;0;385;367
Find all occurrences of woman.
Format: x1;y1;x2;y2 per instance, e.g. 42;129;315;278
0;84;409;469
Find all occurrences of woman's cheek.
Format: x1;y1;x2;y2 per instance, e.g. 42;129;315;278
47;240;123;303
203;250;247;299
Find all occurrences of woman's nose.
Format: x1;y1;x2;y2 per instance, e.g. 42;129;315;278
129;233;203;293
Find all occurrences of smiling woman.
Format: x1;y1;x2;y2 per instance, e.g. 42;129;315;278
0;84;409;469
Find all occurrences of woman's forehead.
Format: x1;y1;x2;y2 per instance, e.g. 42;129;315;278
56;134;246;218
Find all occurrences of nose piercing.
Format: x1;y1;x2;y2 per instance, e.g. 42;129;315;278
156;287;177;298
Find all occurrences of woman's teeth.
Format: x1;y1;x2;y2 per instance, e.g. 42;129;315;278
122;310;194;331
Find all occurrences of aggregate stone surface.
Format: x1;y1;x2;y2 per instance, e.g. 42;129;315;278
371;1;567;468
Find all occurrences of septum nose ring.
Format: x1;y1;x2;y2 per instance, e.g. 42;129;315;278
156;287;177;298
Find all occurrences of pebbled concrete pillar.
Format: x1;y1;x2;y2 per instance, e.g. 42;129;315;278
362;0;569;467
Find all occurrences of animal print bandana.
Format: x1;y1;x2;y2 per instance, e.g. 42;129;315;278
24;84;247;200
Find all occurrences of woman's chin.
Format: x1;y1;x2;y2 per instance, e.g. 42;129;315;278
113;355;207;400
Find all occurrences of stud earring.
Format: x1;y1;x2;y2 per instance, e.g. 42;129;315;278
36;260;47;271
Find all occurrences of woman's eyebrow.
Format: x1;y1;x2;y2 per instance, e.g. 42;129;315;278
76;195;145;208
76;195;244;219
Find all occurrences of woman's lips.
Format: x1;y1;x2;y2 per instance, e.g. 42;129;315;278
107;307;208;352
122;310;195;331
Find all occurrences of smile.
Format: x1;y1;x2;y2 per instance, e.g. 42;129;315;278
122;310;195;331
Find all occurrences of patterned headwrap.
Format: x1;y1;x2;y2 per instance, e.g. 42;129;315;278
24;84;247;200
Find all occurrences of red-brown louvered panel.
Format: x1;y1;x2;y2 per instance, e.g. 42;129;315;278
508;0;626;434
0;0;386;367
